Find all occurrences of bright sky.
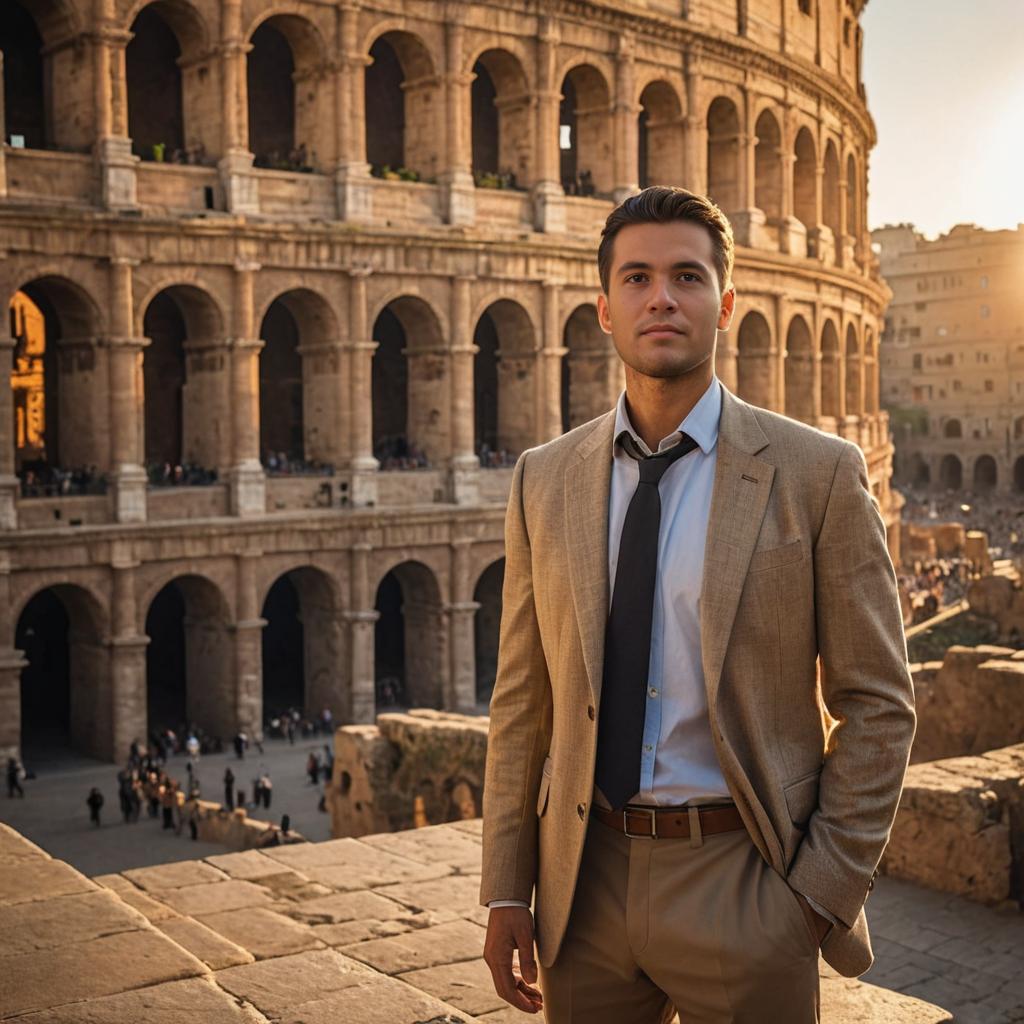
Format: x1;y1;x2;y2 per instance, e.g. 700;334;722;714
861;1;1024;238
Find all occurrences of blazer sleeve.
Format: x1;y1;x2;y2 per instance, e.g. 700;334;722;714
788;441;916;929
479;451;554;907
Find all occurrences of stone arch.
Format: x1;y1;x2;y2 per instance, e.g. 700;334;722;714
126;0;213;162
706;96;741;214
474;299;536;460
142;284;225;473
471;48;533;187
374;560;445;710
822;140;841;264
638;80;683;188
473;558;505;705
247;12;332;171
784;314;815;423
793;126;818;245
259;287;340;469
562;303;612;432
8;275;105;480
1013;455;1024;493
261;565;347;724
559;63;613;196
943;418;962;439
372;295;449;467
736;310;773;408
144;573;234;739
973;455;997;493
845;152;860;246
864;328;879;414
754;108;783;226
16;583;110;760
938;454;962;491
844;322;862;417
820;319;841;420
365;29;442;179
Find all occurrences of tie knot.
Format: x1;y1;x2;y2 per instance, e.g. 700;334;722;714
634;433;699;485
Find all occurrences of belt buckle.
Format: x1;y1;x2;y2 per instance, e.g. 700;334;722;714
622;806;657;839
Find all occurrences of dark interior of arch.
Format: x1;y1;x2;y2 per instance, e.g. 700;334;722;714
143;292;186;467
371;307;408;454
559;76;577;189
261;574;304;718
474;559;505;704
374;571;404;705
473;312;499;451
248;21;294;164
471;60;498;175
126;5;183;157
145;582;187;736
637;106;649;188
259;300;303;462
2;2;47;149
17;589;70;757
366;37;404;170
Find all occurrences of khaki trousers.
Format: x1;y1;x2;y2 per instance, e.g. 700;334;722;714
538;814;821;1024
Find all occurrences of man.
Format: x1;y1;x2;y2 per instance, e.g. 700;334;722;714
480;187;915;1023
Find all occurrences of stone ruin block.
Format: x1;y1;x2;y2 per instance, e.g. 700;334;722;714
328;709;489;839
967;572;1024;642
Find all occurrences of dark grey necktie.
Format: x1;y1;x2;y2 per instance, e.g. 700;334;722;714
595;431;699;810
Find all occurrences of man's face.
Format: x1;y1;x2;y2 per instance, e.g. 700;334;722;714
597;220;735;380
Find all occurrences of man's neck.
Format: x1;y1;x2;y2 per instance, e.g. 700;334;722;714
623;366;714;452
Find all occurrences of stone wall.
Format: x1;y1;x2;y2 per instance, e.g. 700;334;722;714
188;800;306;852
328;710;488;838
967;573;1024;642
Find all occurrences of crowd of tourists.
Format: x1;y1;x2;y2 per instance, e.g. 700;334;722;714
146;462;219;487
263;451;335;476
373;435;431;470
476;443;518;469
898;486;1024;561
896;557;974;625
18;463;107;497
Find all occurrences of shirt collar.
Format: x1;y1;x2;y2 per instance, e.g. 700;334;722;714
612;377;722;458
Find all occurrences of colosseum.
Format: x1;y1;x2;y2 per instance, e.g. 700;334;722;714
0;0;892;766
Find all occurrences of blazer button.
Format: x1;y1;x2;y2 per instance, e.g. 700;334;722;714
577;802;586;820
587;705;595;721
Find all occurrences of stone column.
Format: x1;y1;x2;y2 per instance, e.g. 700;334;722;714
778;113;805;255
612;34;639;203
228;261;266;515
538;281;566;442
110;552;148;761
449;276;480;504
347;268;378;506
0;553;26;761
532;17;566;233
729;88;768;246
107;258;148;522
347;543;378;723
94;0;137;210
773;294;787;413
439;15;475;226
716;336;738;393
807;160;835;264
234;551;265;734
218;0;259;214
335;1;373;221
0;334;18;528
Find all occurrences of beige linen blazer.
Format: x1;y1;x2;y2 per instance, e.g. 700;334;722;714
480;385;916;979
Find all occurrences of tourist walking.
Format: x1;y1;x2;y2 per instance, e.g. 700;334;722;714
223;767;235;810
86;787;104;827
6;757;24;798
260;771;273;809
306;752;321;785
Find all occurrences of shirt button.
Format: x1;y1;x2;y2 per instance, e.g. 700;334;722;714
643;744;653;753
648;687;658;698
577;802;587;820
587;705;595;721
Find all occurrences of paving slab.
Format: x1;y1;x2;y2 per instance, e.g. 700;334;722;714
92;871;137;892
250;869;331;901
820;971;954;1022
116;885;182;922
311;910;462;947
0;823;50;860
197;905;325;959
203;849;295;880
123;859;228;892
154;878;274;916
155;915;256;970
0;857;96;906
0;927;206;1018
341;918;487;975
358;823;488;871
400;957;508;1017
378;872;484;917
10;977;271;1024
283;887;411;925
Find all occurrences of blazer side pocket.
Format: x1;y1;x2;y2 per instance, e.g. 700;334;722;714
748;538;804;574
536;756;553;817
783;766;822;830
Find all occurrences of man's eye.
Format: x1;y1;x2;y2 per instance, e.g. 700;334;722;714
625;273;646;283
679;273;700;283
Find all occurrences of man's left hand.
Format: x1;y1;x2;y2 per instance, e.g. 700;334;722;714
797;895;832;947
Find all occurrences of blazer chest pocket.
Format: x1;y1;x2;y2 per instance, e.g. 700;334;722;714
536;756;553;817
748;538;804;574
783;766;821;830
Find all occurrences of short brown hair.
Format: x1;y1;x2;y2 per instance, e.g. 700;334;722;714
597;186;735;294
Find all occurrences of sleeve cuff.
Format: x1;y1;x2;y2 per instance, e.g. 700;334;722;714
488;900;531;910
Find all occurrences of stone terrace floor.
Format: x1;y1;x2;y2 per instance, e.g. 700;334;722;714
2;819;1021;1023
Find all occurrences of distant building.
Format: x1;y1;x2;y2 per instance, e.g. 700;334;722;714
875;224;1024;494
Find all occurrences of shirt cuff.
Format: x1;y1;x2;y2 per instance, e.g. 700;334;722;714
800;893;839;928
487;900;530;910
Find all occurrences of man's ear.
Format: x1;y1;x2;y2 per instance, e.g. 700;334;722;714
718;286;737;331
597;292;613;334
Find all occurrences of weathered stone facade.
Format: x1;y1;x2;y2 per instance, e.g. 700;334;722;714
1;0;893;764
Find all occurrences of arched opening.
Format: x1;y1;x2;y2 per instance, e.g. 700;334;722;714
845;153;859;249
474;300;536;462
784;316;815;423
17;584;109;761
1014;456;1024;493
1013;415;1024;440
559;64;613;197
706;97;741;214
143;285;224;479
562;304;612;432
262;567;345;725
910;454;930;488
365;31;440;180
374;561;445;709
2;1;48;149
126;5;184;160
145;575;233;740
9;277;103;494
737;311;773;408
754;109;783;229
943;419;962;439
820;320;841;419
822;141;841;264
471;49;531;189
793;127;818;247
844;323;862;417
473;558;505;705
864;330;879;414
638;80;683;188
938;454;962;491
248;15;327;171
973;455;997;493
372;297;448;468
259;289;339;472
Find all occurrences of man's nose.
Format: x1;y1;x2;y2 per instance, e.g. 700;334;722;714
647;280;677;310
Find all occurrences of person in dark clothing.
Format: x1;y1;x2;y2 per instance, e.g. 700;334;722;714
86;787;104;826
223;767;235;810
7;758;24;798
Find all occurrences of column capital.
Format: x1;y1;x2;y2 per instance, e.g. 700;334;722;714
230;336;265;352
234;259;261;274
344;609;381;624
103;335;150;351
445;601;482;615
108;255;140;268
348;265;374;279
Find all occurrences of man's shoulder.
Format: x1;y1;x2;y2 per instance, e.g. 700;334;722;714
517;410;615;475
739;397;856;471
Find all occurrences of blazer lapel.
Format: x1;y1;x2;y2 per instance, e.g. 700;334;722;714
564;411;616;708
700;389;775;709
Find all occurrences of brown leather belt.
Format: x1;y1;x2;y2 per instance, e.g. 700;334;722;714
593;802;745;839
